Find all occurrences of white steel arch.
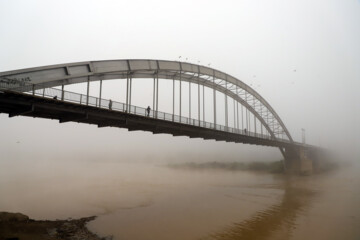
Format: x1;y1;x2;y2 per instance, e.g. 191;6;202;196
0;59;293;142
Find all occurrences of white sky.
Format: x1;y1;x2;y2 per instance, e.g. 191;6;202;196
0;0;359;162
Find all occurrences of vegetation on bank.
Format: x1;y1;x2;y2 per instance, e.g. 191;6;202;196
168;160;285;174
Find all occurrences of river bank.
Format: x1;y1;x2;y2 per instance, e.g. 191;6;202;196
0;212;109;240
167;160;285;173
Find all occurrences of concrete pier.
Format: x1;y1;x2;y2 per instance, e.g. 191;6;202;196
283;146;317;175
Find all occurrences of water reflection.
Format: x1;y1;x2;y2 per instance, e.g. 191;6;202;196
1;158;359;240
205;182;315;240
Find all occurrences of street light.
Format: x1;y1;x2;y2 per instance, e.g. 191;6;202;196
301;128;306;145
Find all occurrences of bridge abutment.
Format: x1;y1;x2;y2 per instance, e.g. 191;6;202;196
283;146;313;175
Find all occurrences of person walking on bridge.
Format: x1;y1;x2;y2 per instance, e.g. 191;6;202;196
146;106;151;117
109;99;112;110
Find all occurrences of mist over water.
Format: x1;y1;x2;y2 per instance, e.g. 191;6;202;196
1;155;359;240
1;0;360;239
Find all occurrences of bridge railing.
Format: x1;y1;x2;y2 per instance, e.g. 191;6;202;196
0;81;291;143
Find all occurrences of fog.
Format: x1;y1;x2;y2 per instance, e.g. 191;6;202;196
0;1;360;239
1;0;359;162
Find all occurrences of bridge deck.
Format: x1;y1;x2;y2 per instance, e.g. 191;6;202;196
0;90;297;148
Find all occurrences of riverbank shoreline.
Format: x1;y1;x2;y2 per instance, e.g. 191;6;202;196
0;212;109;240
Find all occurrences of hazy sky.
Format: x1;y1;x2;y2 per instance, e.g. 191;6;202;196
0;0;359;162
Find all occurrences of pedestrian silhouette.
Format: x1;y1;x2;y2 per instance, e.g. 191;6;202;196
109;100;112;110
146;106;151;117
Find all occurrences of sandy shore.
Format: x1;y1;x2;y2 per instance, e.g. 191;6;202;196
0;212;110;240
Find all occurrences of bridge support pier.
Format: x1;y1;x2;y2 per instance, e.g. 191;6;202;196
282;146;313;175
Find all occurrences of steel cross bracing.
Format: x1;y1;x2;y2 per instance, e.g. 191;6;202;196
0;59;293;142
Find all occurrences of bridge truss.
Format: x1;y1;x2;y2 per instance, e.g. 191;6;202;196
0;59;293;143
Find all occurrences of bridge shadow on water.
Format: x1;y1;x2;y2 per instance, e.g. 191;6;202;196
204;182;315;240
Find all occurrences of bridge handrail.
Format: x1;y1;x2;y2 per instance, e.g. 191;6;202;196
0;59;294;142
0;80;291;143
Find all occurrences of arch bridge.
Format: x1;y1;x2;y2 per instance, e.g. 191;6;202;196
0;59;318;174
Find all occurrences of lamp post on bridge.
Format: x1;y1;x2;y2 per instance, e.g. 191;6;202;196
302;128;306;145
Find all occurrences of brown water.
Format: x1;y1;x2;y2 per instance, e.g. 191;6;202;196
0;159;359;240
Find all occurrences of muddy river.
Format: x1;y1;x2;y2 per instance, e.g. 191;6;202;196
0;159;359;240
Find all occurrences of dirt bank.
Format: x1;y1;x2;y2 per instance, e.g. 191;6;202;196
0;212;110;240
